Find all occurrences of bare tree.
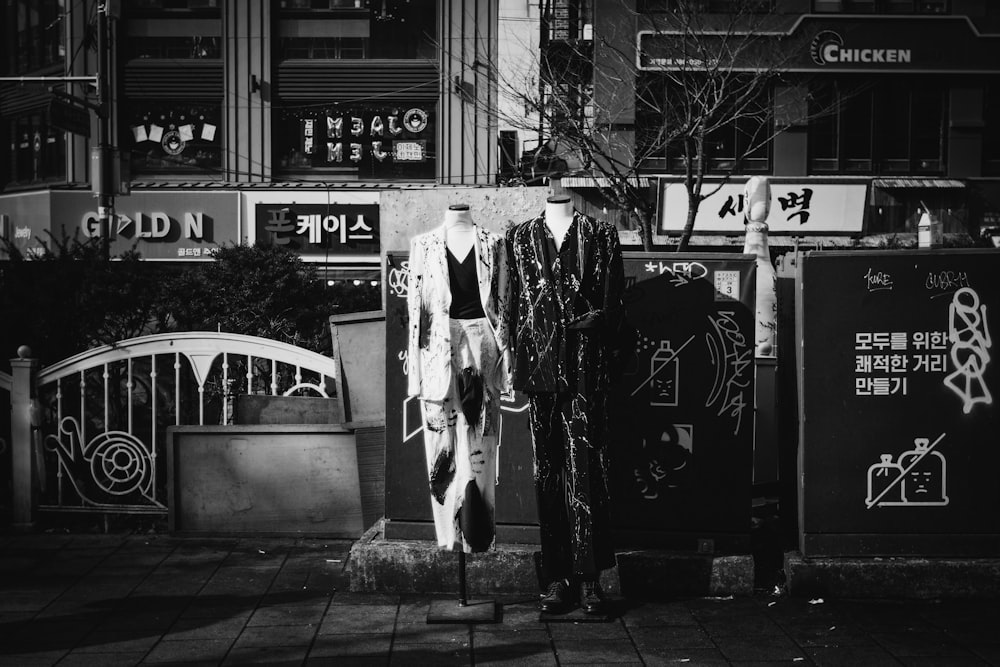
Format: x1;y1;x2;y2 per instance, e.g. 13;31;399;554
491;0;836;251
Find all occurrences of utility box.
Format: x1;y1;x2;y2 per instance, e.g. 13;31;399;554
797;249;1000;556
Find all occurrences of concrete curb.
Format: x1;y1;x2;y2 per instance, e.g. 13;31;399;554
784;551;1000;599
347;520;755;598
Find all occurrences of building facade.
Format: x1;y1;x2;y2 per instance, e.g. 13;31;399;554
548;0;1000;245
1;0;501;280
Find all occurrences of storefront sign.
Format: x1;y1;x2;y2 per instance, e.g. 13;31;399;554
280;104;434;179
0;191;239;260
658;180;867;234
255;203;379;256
799;249;1000;556
638;17;1000;73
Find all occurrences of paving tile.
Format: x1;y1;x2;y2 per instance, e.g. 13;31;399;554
164;615;247;641
553;638;642;664
308;632;392;657
697;611;784;636
222;645;308;665
629;624;715;649
713;633;808;662
141;638;231;663
547;620;629;640
199;567;278;596
246;600;327;626
180;599;254;621
474;647;558;666
317;603;398;634
388;644;470;665
968;645;1000;663
0;650;68;667
620;601;700;628
898;657;991;666
57;651;145;666
807;645;909;667
391;624;471;646
233;623;319;648
0;617;98;649
872;630;975;658
777;619;876;648
72;630;161;654
637;646;730;666
329;591;400;606
305;657;386;667
473;627;550;649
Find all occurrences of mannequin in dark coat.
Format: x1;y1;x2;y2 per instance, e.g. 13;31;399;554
506;196;626;614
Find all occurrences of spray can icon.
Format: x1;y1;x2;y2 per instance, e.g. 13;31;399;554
650;341;678;407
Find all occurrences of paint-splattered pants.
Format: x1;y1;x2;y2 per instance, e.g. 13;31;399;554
420;317;500;553
527;389;615;582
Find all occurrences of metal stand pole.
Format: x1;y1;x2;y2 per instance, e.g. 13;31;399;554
426;551;498;624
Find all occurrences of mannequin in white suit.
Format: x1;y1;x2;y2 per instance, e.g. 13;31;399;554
406;204;511;552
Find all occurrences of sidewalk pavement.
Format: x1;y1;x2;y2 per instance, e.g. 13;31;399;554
2;533;999;666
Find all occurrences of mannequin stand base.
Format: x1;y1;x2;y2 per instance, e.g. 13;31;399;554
427;599;499;624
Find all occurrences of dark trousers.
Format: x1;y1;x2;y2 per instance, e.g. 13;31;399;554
527;390;614;583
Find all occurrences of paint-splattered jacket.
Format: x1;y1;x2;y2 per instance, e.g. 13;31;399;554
406;223;512;401
506;210;627;393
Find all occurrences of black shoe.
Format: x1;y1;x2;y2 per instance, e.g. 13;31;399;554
580;580;606;615
539;578;572;614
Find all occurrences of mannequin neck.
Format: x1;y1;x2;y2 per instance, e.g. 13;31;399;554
544;199;574;250
444;207;473;230
444;207;475;259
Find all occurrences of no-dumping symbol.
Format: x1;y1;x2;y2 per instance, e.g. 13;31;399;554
865;433;948;509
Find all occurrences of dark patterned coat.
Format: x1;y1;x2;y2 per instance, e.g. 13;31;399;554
505;210;627;394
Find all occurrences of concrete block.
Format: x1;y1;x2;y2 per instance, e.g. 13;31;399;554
616;550;755;598
348;521;753;598
784;551;1000;599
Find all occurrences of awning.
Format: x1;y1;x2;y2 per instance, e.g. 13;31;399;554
872;178;965;189
560;176;653;188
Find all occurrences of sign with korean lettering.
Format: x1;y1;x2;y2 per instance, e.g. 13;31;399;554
658;181;867;234
798;250;1000;557
607;253;756;551
255;203;379;256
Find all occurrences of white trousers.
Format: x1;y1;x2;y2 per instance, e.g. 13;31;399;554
421;317;500;553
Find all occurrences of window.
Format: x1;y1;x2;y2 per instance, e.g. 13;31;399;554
123;103;222;175
636;0;773;12
275;0;435;60
985;81;1000;176
274;103;435;180
813;0;948;13
3;0;64;74
808;78;944;174
3;113;66;188
636;74;771;174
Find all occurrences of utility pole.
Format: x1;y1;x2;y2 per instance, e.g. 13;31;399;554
95;0;115;260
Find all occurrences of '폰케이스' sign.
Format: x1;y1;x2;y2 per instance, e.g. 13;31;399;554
255;203;379;256
659;181;867;234
798;249;1000;557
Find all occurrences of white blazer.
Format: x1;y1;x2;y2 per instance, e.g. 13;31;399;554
406;223;511;401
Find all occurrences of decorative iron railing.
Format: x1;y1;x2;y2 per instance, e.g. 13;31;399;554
32;332;341;516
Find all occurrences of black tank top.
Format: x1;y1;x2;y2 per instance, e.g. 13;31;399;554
447;248;486;319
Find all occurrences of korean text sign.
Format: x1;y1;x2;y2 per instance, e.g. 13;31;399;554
255;203;379;256
659;181;867;234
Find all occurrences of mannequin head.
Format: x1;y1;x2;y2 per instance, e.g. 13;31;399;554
743;176;770;226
